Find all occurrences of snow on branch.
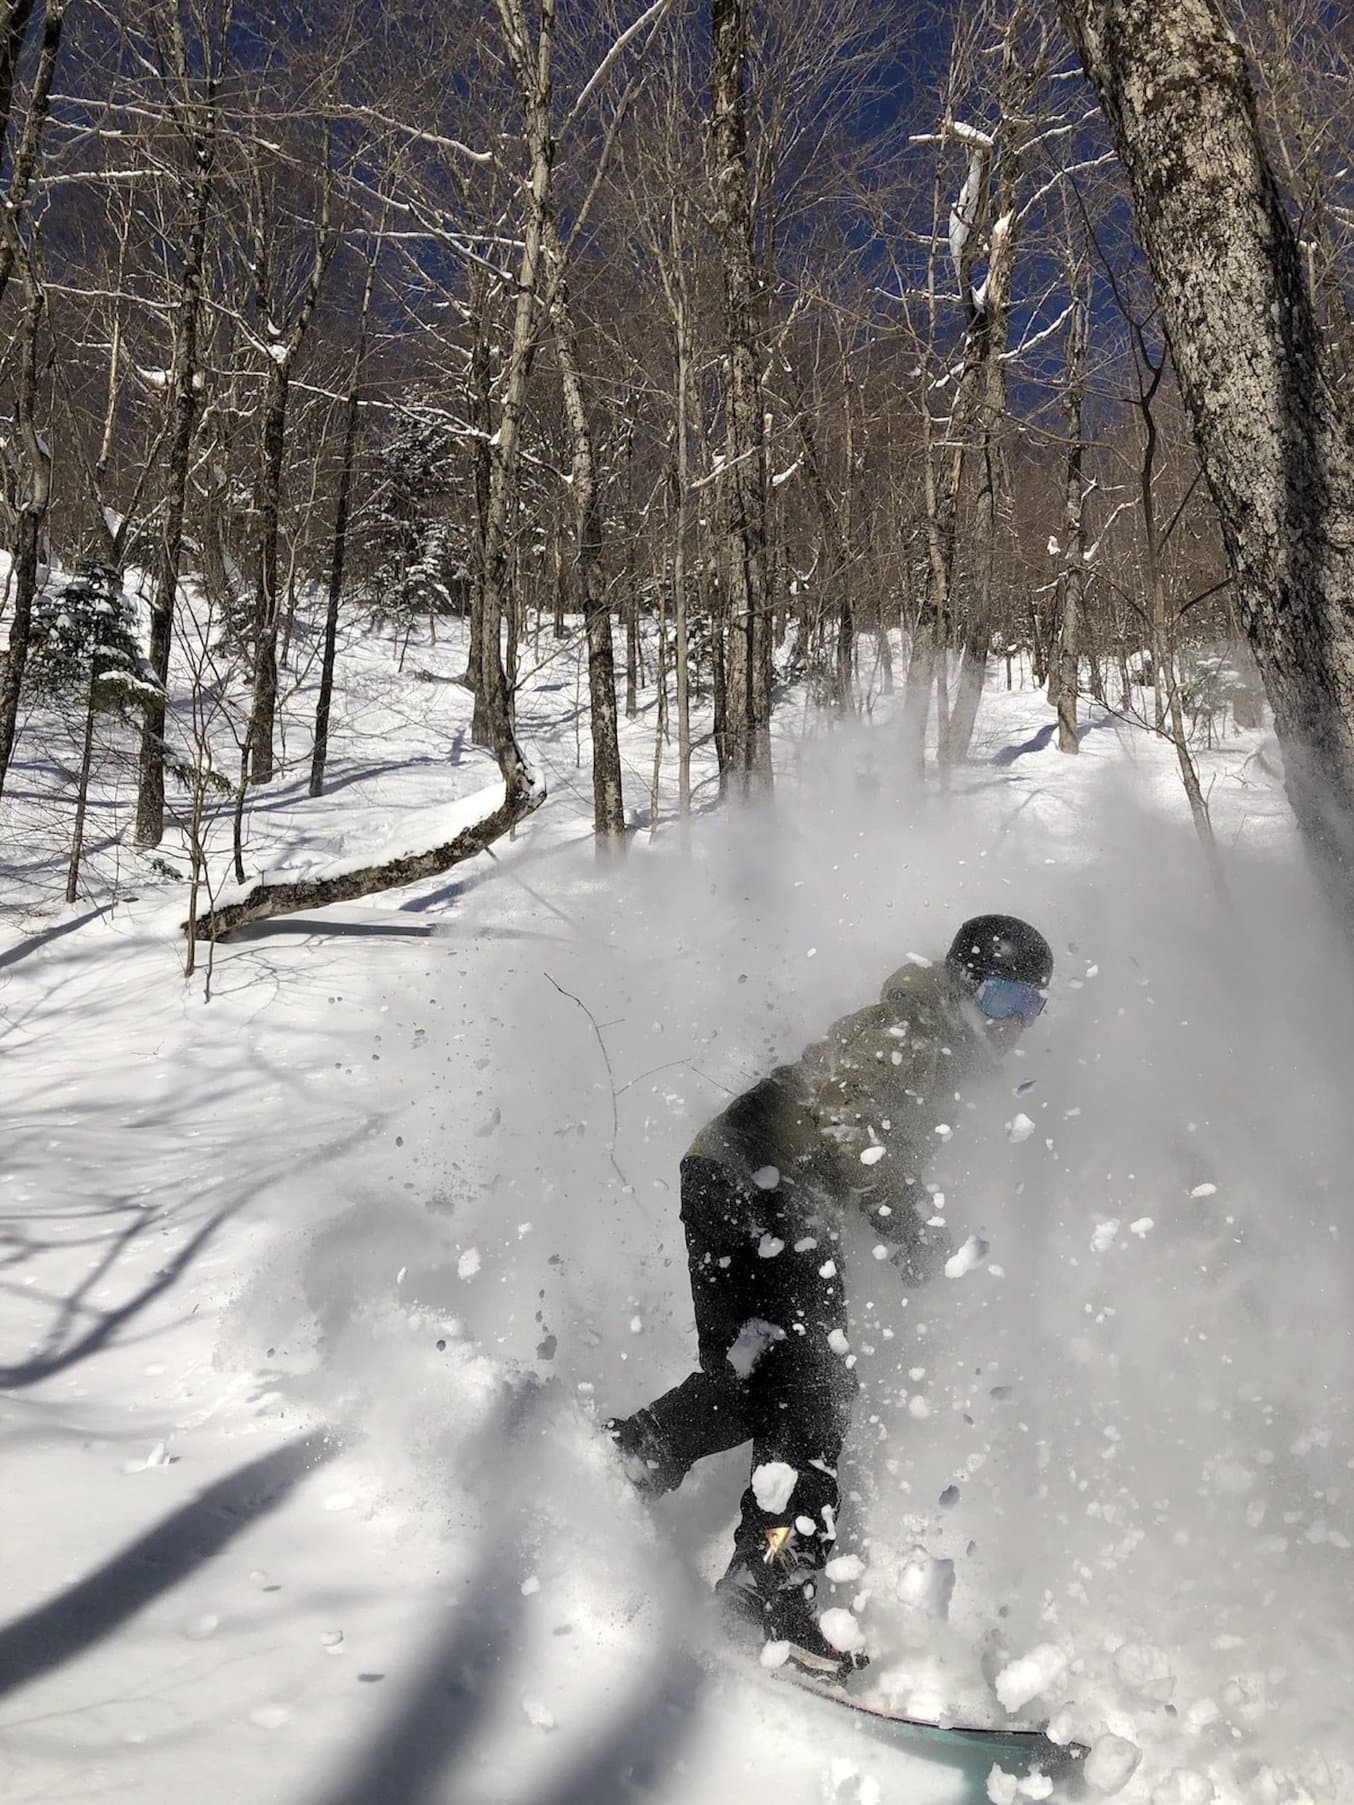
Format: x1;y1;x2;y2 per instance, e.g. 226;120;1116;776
949;148;986;283
563;0;675;132
1002;299;1076;363
340;106;494;164
950;119;995;150
184;764;545;941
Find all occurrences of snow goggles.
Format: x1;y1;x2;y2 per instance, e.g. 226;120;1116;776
974;976;1046;1026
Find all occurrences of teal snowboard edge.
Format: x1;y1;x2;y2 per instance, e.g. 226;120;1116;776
773;1666;1088;1779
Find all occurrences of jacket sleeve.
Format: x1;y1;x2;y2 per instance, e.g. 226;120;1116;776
799;1003;955;1284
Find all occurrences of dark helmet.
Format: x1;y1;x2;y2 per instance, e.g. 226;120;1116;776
946;915;1053;991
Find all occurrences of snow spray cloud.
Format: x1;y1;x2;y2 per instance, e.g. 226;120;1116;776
236;710;1354;1802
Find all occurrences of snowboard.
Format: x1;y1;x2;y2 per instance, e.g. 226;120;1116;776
765;1662;1086;1782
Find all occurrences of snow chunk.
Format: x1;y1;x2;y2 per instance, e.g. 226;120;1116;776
457;1248;481;1279
249;1704;290;1730
896;1547;954;1619
522;1698;556;1731
1084;1734;1141;1794
760;1639;791;1669
1129;1217;1154;1238
994;1643;1068;1712
859;1145;886;1166
1091;1219;1120;1253
753;1165;781;1190
123;1439;172;1473
757;1234;785;1259
987;1771;1054;1804
819;1607;865;1653
827;1328;851;1357
1190;1183;1218;1199
1006;1113;1036;1144
1113;1640;1175;1701
945;1235;989;1278
825;1554;865;1584
1151;1773;1215;1805
828;1760;881;1805
752;1461;798;1513
727;1317;785;1379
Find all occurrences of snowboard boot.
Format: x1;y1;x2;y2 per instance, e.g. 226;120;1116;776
602;1409;685;1498
716;1527;868;1680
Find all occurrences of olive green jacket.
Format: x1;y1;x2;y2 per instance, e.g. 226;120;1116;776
687;960;992;1282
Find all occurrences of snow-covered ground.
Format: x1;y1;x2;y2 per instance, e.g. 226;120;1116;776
3;614;1351;1805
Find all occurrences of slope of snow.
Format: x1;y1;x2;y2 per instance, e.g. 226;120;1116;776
2;619;1349;1805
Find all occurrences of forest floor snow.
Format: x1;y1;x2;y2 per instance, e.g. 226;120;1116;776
2;620;1349;1805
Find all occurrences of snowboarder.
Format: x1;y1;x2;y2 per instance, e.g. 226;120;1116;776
605;914;1054;1676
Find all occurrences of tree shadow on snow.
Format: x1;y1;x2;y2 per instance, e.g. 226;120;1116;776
990;715;1117;767
0;1202;237;1390
310;1384;703;1805
0;1431;334;1701
0;903;115;971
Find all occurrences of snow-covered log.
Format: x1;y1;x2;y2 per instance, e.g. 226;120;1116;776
183;763;545;940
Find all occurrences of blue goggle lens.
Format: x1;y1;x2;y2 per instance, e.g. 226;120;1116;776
975;977;1046;1025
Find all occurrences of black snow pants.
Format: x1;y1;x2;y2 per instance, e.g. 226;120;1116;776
639;1155;858;1566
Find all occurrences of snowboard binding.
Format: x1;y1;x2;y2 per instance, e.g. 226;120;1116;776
717;1526;868;1682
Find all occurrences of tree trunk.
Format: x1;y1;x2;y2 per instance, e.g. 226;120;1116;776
464;285;494;743
944;24;1026;766
0;282;49;798
135;127;213;845
1061;0;1354;906
1052;282;1089;753
622;405;639;719
711;0;771;795
247;356;289;785
788;363;851;706
547;223;625;841
477;0;556;797
0;0;65;317
310;238;377;797
65;674;97;904
310;382;361;798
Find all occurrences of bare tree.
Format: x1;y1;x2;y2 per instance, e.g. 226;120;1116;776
544;219;626;840
1048;198;1092;756
0;0;68;800
309;229;380;798
710;0;771;795
1060;0;1354;908
133;0;224;847
242;129;334;787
